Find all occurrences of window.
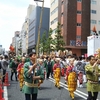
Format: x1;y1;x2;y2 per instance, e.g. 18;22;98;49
51;0;58;7
76;35;81;39
51;17;58;25
52;28;57;34
91;0;97;4
77;0;82;2
98;31;100;34
61;13;63;17
61;24;63;28
91;20;97;24
77;23;81;26
70;40;76;46
91;10;96;14
77;11;82;14
62;1;64;4
98;21;100;25
51;7;58;16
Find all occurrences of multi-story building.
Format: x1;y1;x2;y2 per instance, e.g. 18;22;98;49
90;0;100;35
25;5;35;53
50;0;58;38
58;0;90;56
14;31;20;55
28;6;50;53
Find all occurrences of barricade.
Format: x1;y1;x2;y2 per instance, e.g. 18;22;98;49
3;73;10;86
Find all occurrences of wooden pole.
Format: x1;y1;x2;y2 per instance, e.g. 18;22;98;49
36;0;44;57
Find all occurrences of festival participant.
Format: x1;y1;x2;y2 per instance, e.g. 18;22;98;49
22;52;44;100
65;58;77;100
53;58;61;89
17;57;25;91
85;55;100;100
37;59;44;89
10;57;19;81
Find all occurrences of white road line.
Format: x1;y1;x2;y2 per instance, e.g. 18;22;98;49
49;77;88;97
49;78;99;100
4;86;8;100
49;79;87;99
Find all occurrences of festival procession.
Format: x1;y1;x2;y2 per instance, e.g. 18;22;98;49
1;0;100;100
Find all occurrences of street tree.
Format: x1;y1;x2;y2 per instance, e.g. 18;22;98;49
39;31;47;54
54;22;65;52
45;28;55;54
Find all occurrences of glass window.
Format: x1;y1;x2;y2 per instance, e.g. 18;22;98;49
98;21;100;25
77;0;82;2
70;40;76;46
77;23;81;26
91;20;97;24
98;31;100;34
61;13;63;17
76;35;81;39
91;10;96;14
91;0;97;4
77;11;82;14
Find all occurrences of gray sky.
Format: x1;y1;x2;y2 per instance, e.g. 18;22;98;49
0;0;50;50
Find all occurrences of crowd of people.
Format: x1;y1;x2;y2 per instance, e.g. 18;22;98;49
0;52;100;100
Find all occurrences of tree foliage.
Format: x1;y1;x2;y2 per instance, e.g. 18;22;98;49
54;22;65;51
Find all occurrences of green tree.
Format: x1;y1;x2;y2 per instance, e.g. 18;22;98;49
54;22;65;51
45;28;55;54
39;31;47;54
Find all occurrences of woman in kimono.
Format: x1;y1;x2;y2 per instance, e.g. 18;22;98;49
22;52;44;100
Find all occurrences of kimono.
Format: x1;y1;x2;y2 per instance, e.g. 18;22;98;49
17;63;24;90
22;61;44;94
66;66;77;99
53;63;61;89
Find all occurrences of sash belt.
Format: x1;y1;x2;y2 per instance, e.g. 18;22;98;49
25;82;38;87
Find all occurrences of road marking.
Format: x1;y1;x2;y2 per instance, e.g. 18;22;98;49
4;86;8;100
49;79;87;99
49;77;88;96
49;78;99;100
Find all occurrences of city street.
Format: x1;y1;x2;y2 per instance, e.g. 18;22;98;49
4;70;100;100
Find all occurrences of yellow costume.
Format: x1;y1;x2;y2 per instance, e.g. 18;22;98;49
68;72;77;100
54;68;61;89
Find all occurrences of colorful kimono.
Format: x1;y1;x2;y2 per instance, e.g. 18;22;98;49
53;63;61;89
66;66;77;99
17;63;24;90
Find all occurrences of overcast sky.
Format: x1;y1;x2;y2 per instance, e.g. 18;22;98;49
0;0;50;50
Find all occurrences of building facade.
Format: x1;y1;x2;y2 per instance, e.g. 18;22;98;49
50;0;58;38
28;6;50;53
90;0;100;35
58;0;90;56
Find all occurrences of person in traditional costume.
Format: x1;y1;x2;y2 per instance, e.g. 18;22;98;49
53;58;61;89
85;55;100;100
22;52;44;100
65;58;77;100
37;59;44;89
17;57;25;91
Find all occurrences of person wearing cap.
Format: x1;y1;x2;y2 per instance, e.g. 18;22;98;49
53;58;61;89
22;52;44;100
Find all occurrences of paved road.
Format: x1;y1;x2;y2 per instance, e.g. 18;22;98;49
6;69;100;100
